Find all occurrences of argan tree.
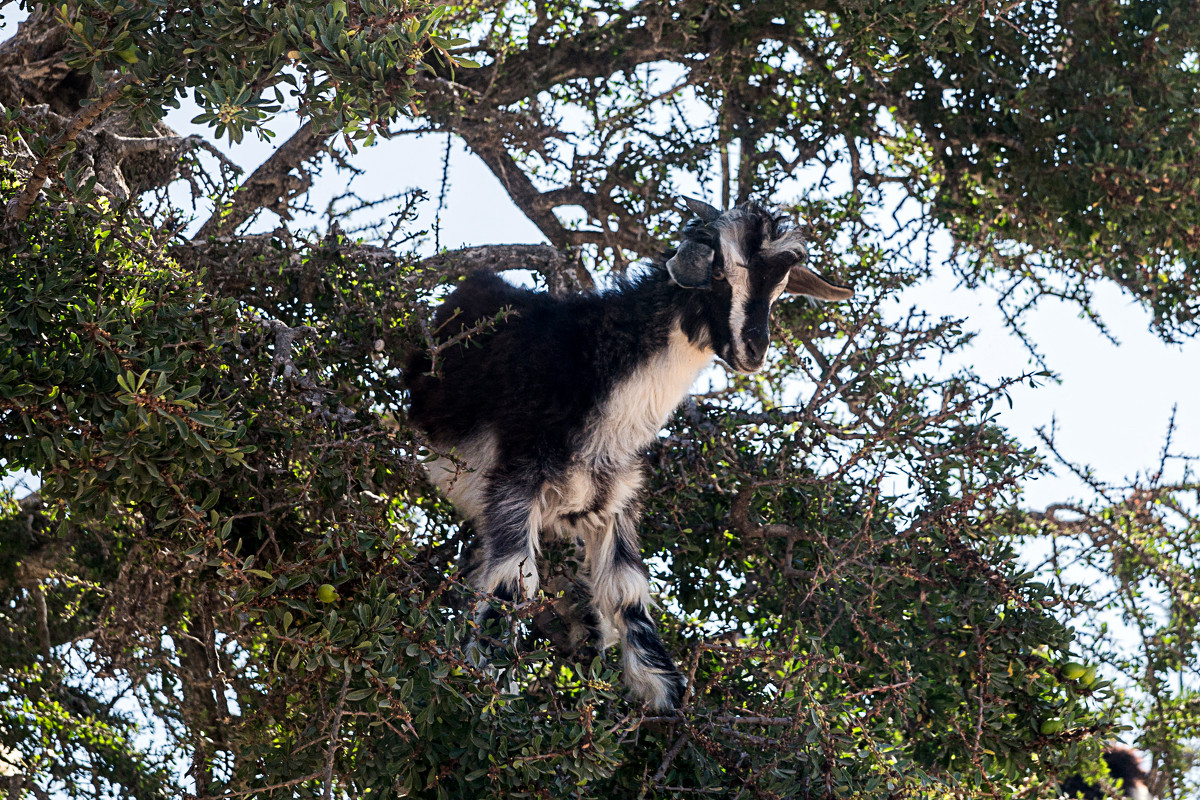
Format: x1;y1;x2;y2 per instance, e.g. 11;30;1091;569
1;1;1197;798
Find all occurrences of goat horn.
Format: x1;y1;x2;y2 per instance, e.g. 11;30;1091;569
680;196;721;223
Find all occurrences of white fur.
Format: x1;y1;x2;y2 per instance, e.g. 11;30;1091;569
715;209;755;369
621;651;677;710
433;317;713;711
486;547;540;598
725;262;752;368
427;322;706;565
715;214;795;369
426;430;499;521
714;207;750;269
577;516;645;648
582;326;713;465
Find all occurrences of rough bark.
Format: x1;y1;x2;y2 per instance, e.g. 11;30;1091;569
0;12;229;216
0;8;83;114
7;74;137;221
416;74;663;259
416;243;592;293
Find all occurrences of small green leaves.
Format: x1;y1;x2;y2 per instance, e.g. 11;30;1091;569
6;0;1199;796
48;0;474;144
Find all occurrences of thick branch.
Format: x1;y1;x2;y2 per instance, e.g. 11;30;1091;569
417;76;640;258
728;482;822;545
0;8;77;113
6;73;136;222
194;120;330;240
419;242;593;294
454;125;591;250
417;244;566;279
321;671;352;800
455;3;706;107
32;585;51;659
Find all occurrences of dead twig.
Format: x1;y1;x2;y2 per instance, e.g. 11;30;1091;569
195;120;330;239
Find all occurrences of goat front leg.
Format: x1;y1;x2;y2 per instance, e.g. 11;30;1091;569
587;508;686;711
466;482;543;663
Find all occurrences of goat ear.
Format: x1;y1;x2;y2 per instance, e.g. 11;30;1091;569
666;241;715;288
680;196;722;223
786;265;854;300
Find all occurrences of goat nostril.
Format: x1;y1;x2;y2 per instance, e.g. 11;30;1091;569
746;337;768;361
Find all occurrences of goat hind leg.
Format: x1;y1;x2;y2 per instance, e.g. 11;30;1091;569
588;511;685;711
470;486;542;656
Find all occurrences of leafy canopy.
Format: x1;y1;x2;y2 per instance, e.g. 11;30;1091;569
1;0;1198;798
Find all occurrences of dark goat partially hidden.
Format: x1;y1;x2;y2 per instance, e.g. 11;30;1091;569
1061;746;1154;800
405;198;854;709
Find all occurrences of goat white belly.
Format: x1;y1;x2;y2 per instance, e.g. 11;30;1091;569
544;462;644;535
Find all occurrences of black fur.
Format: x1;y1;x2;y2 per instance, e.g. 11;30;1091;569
408;265;720;457
622;606;687;707
406;203;798;446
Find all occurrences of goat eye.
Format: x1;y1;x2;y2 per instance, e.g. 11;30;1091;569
712;267;725;281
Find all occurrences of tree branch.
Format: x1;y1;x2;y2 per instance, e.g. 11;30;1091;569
322;671;352;800
416;76;645;259
455;2;703;107
453;125;587;250
6;73;137;222
32;584;51;659
728;482;823;545
194;120;331;240
420;242;594;293
195;771;323;800
653;729;690;783
417;243;562;278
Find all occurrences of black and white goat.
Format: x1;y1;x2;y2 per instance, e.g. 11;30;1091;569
405;198;854;710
